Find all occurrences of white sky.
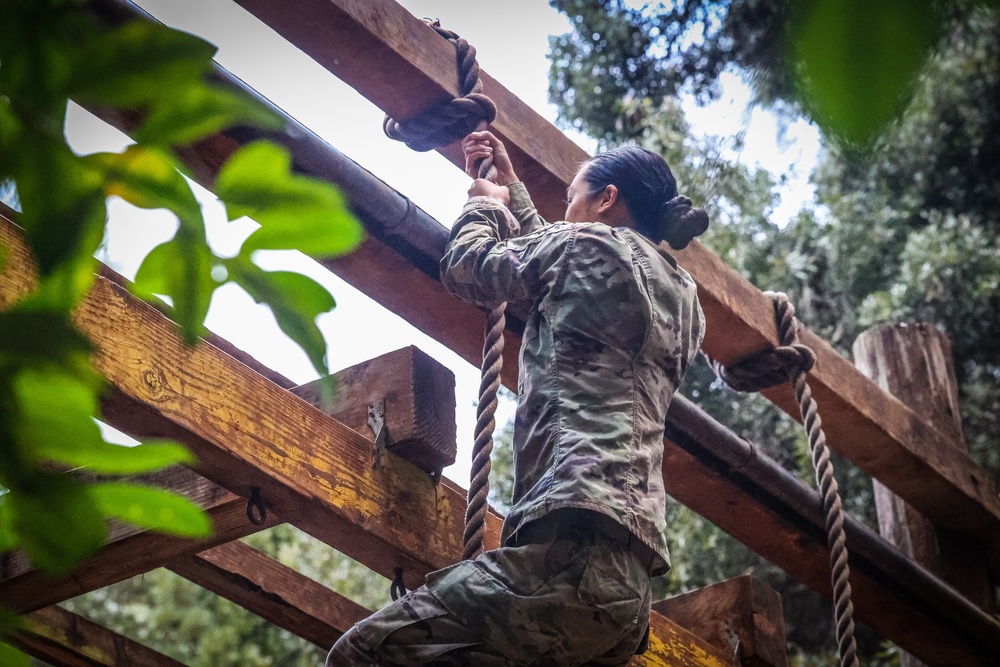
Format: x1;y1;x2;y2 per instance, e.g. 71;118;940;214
78;0;820;486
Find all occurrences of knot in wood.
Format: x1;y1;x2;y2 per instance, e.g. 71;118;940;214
141;367;166;398
382;20;497;152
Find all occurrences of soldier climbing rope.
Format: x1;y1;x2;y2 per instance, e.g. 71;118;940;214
379;17;858;667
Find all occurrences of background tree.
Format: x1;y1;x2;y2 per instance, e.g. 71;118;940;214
547;0;999;663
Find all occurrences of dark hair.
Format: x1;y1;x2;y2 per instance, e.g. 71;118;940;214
580;146;708;250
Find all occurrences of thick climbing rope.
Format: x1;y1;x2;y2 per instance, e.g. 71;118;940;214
382;20;503;560
711;292;859;667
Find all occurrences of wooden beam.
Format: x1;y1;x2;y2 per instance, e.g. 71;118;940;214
663;396;1000;667
292;345;457;477
168;540;369;649
653;576;787;667
0;466;278;613
0;227;728;667
216;0;1000;544
16;605;186;667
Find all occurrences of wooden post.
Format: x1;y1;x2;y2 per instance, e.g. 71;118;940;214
653;576;787;667
293;345;456;477
854;322;997;665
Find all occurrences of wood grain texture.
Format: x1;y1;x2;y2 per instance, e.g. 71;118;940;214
169;541;370;649
653;576;787;667
16;606;186;667
293;345;457;475
219;0;1000;544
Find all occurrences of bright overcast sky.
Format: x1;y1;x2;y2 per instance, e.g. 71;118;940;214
75;0;820;485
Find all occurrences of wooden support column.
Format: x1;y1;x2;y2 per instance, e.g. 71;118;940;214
653;576;787;667
16;606;186;667
854;323;997;665
169;541;370;649
293;345;457;477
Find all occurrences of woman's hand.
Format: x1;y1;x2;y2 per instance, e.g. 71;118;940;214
468;178;510;205
461;131;518;185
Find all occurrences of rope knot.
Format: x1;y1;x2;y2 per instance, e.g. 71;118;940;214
383;20;497;152
714;343;816;393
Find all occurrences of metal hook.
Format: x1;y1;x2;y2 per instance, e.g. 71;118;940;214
246;486;267;526
390;566;407;601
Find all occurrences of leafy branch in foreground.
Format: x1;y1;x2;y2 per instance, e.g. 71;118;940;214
0;0;362;657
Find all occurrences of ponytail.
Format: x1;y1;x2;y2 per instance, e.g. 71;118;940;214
581;146;708;250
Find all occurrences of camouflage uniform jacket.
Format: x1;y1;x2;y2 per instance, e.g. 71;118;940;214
440;182;705;575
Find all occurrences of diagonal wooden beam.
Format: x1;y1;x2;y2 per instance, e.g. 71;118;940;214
217;0;1000;547
168;540;370;649
16;605;187;667
0;466;279;613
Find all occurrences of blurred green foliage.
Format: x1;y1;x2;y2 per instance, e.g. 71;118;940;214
0;0;361;657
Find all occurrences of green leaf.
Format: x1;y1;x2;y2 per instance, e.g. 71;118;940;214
7;475;105;573
790;0;937;146
85;145;204;232
215;142;363;258
0;311;94;377
0;493;17;554
0;642;29;667
69;20;217;106
136;82;284;147
13;130;106;276
91;482;212;539
133;231;215;345
228;261;334;375
11;366;105;463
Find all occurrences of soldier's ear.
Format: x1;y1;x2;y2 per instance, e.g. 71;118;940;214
596;184;619;213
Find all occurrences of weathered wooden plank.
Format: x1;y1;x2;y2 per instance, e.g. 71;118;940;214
15;606;187;667
653;576;787;667
0;465;279;613
221;0;1000;544
293;345;457;477
169;540;370;649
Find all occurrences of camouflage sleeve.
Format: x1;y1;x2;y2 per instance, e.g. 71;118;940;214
440;195;571;310
506;181;550;236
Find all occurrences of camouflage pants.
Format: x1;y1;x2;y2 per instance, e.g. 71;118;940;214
326;523;652;666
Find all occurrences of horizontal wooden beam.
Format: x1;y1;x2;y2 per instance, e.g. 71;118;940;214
653;575;787;667
17;605;186;667
0;225;728;667
0;466;278;613
221;0;1000;545
169;540;369;649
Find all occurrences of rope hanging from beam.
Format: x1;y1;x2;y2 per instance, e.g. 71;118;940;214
710;292;859;667
382;19;503;560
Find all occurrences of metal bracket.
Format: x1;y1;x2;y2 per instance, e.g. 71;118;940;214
724;619;742;666
367;398;389;470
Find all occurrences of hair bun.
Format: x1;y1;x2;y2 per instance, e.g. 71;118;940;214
660;195;709;250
